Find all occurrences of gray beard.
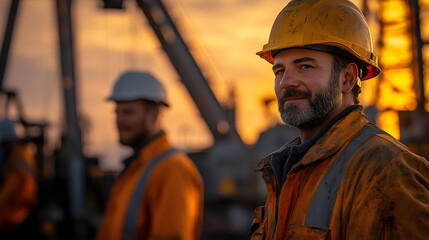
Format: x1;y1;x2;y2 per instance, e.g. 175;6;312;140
278;74;340;130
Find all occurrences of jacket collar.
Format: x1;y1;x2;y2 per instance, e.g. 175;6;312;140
256;106;368;171
298;105;368;167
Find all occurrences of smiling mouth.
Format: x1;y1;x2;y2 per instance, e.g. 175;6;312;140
284;96;307;104
285;96;306;101
281;88;311;104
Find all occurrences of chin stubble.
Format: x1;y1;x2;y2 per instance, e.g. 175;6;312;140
278;73;340;130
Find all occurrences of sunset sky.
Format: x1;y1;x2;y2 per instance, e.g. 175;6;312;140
1;0;428;170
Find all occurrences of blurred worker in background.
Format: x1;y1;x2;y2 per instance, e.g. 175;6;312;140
97;71;204;240
0;118;37;239
250;0;429;239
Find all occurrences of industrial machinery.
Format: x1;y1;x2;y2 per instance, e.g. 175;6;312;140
362;0;429;159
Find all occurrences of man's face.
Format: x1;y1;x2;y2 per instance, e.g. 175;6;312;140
115;100;153;147
273;48;341;130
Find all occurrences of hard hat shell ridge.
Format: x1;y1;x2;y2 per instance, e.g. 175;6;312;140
107;71;169;107
257;0;381;80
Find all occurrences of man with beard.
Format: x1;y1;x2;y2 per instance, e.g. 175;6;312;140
97;71;203;240
249;0;429;239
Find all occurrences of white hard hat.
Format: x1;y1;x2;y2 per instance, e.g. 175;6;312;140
107;71;169;106
0;118;19;142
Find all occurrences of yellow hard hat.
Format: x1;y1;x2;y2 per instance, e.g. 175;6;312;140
257;0;381;80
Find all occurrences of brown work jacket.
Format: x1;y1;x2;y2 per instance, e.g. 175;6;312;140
250;107;429;240
97;133;204;240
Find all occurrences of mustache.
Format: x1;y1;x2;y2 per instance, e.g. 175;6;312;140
280;88;312;102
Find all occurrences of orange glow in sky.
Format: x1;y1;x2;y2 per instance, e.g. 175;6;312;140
0;0;427;170
376;0;429;139
0;0;286;170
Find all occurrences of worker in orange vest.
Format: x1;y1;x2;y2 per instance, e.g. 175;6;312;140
0;118;37;237
96;71;204;240
249;0;429;239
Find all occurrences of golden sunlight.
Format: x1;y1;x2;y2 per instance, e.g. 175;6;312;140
1;0;427;168
375;0;428;138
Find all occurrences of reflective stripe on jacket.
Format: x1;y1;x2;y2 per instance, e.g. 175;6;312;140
250;107;429;240
96;133;204;240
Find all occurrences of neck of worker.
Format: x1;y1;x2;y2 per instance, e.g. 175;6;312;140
299;101;356;143
131;130;164;153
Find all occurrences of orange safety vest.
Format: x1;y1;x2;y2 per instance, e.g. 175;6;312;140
250;107;429;240
0;143;37;228
97;133;204;240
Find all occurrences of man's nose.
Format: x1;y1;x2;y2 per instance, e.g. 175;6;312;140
279;70;299;89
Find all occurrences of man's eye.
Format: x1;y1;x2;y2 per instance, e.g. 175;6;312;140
274;69;285;76
119;109;134;115
299;65;313;70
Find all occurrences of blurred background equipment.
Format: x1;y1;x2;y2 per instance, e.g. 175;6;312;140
364;0;429;157
0;0;428;239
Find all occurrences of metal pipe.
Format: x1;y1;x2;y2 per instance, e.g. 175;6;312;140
135;0;242;143
55;0;86;238
408;0;426;112
0;0;20;91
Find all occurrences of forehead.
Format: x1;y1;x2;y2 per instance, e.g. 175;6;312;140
273;48;334;65
115;100;144;109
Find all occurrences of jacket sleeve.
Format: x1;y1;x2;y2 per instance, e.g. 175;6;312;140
345;150;429;240
146;155;203;240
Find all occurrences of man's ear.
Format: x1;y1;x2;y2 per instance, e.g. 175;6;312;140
342;63;359;93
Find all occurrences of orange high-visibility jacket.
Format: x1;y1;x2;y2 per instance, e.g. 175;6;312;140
97;133;204;240
0;144;37;228
250;107;429;240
